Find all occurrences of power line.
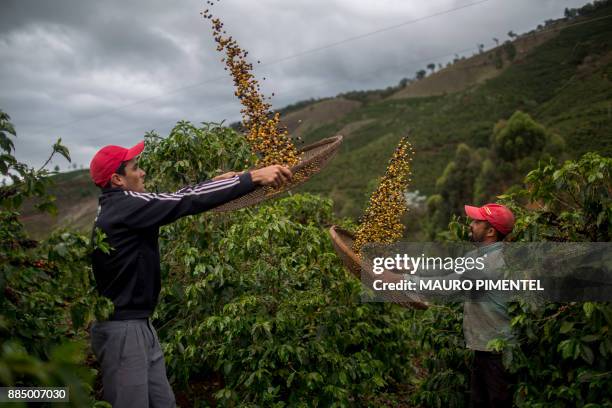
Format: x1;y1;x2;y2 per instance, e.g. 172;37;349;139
35;0;493;133
79;43;488;141
256;0;491;66
158;12;612;128
91;12;612;140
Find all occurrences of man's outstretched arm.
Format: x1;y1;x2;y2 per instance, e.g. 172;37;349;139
119;165;291;229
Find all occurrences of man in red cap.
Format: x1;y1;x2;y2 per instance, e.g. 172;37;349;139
368;202;516;406
88;140;291;407
463;203;515;408
464;203;515;243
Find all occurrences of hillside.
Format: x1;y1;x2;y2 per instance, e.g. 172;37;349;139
20;3;612;237
293;6;612;218
282;98;362;140
20;169;99;239
390;25;562;99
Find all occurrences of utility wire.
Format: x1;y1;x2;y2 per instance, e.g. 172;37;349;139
81;43;489;141
98;12;612;139
35;0;493;133
256;0;491;66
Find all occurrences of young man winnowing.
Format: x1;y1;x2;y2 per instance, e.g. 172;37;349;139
88;140;291;407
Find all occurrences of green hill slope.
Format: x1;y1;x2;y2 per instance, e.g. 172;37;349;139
19;169;99;239
296;6;612;218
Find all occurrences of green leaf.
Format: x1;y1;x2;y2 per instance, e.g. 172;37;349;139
339;371;348;385
558;339;574;359
580;344;594;365
52;138;71;163
286;372;295;387
70;303;90;330
54;243;68;257
583;302;595;319
580;334;599;343
559;321;574;334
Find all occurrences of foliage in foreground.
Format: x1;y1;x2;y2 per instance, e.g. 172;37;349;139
0;109;112;407
498;153;612;407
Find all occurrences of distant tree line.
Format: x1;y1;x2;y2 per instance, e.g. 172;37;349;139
392;1;610;91
425;111;566;237
564;0;611;19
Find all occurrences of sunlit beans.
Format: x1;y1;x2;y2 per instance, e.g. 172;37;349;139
353;137;414;254
202;5;301;168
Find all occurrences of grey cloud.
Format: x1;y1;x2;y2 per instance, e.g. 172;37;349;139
0;0;93;34
0;0;590;169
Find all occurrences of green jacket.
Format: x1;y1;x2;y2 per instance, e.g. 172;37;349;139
402;241;514;351
462;241;514;351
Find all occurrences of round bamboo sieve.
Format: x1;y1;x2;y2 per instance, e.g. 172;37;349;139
213;135;343;212
329;225;428;310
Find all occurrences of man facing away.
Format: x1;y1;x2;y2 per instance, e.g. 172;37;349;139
88;140;292;407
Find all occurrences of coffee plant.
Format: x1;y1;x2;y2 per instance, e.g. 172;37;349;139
425;153;612;407
0;109;112;407
496;153;612;407
139;121;421;407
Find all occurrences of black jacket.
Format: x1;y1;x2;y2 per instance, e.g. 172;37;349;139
91;173;255;320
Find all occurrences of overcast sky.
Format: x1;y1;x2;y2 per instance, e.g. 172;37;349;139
1;0;588;170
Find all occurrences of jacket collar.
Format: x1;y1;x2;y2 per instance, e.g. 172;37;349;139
101;186;125;194
477;241;503;256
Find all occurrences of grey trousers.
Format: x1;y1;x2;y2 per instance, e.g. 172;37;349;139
90;319;176;408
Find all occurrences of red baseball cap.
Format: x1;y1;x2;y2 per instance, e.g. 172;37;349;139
464;203;515;235
89;141;144;187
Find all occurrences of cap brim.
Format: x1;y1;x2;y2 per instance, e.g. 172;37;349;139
124;141;145;161
464;205;486;220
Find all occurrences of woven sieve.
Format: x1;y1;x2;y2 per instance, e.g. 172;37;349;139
329;225;428;310
213;135;343;212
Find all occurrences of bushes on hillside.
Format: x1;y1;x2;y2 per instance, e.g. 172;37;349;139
426;111;566;238
492;111;547;161
426;144;484;238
